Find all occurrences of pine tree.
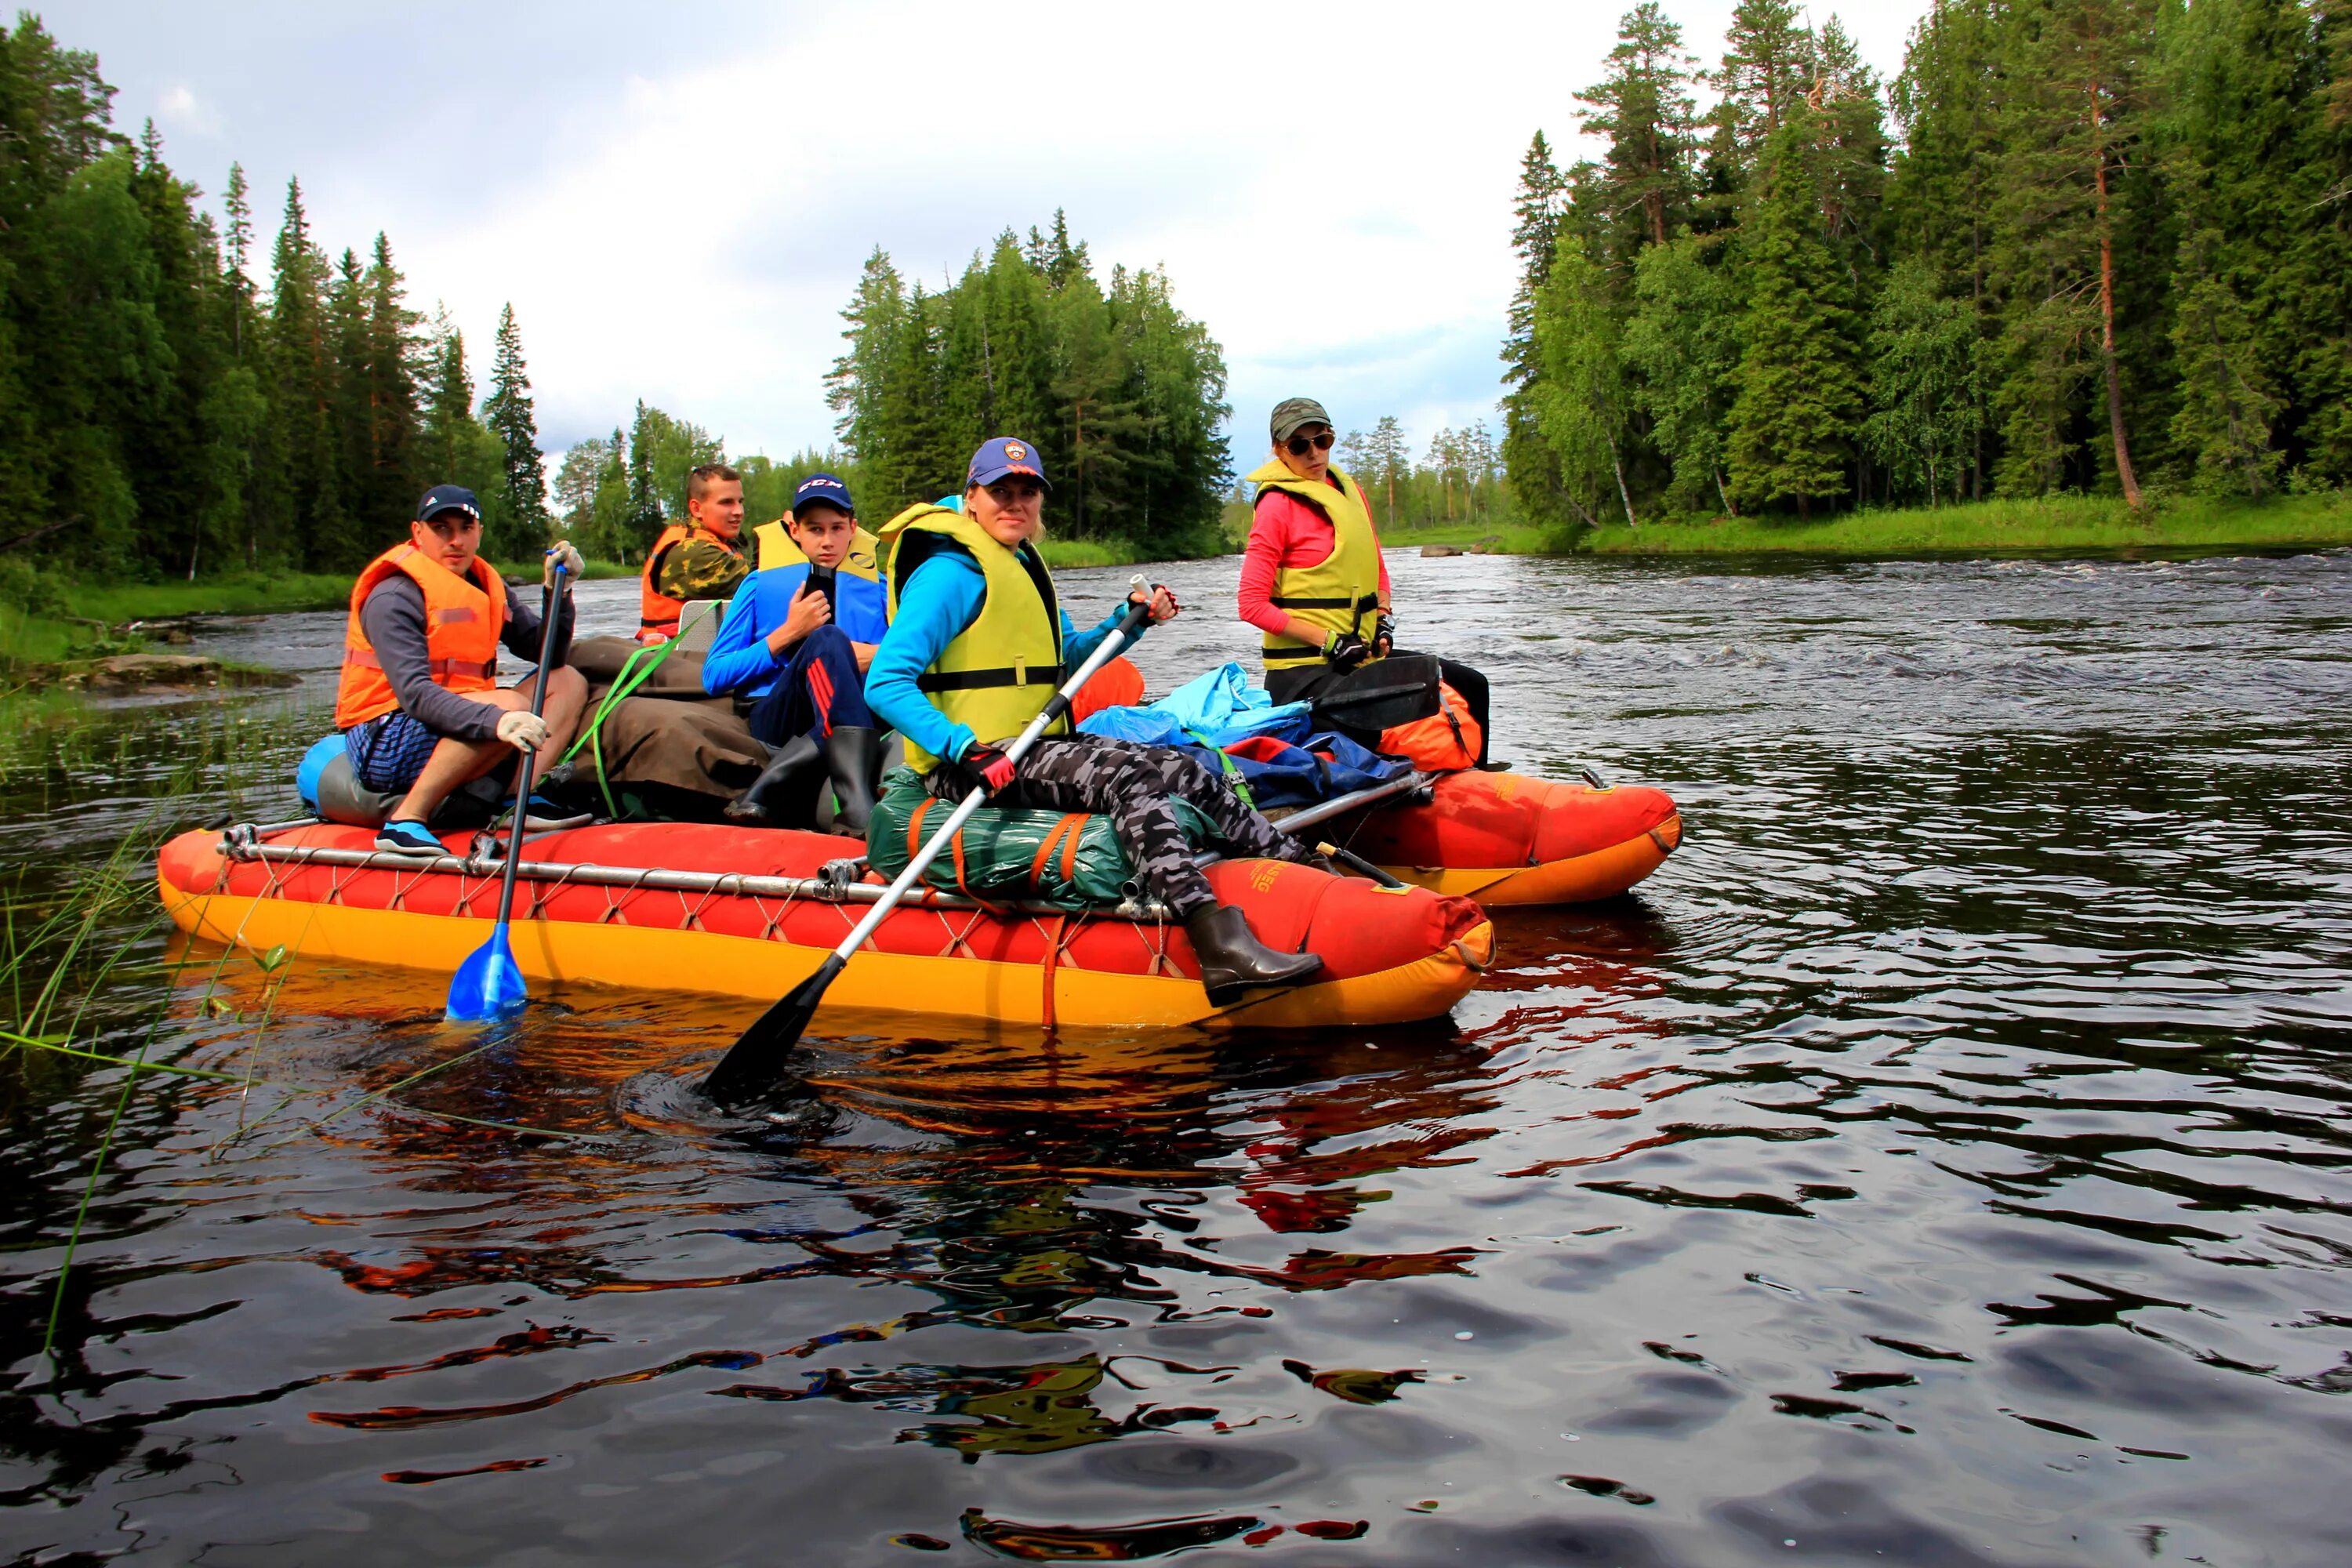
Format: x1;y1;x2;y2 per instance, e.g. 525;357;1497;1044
1577;3;1700;260
1725;113;1864;517
1715;0;1815;163
481;302;548;559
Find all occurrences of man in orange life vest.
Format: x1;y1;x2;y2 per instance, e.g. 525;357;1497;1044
335;485;588;856
638;462;752;643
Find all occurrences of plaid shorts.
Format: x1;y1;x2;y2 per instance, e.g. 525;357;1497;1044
343;710;445;793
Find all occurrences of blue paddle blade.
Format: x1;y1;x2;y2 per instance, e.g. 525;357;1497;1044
446;926;529;1022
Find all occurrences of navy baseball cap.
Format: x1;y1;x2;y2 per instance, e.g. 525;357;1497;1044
967;437;1051;491
416;484;481;523
791;472;855;519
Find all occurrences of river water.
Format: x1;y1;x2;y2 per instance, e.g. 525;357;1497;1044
3;549;2350;1566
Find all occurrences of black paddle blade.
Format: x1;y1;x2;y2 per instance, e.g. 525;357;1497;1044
702;953;844;1105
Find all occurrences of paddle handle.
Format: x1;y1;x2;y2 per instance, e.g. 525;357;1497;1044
488;562;568;931
815;577;1152;969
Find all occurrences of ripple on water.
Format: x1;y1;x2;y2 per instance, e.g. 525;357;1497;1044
3;554;2351;1563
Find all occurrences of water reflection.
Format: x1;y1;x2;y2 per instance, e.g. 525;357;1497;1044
4;553;2351;1563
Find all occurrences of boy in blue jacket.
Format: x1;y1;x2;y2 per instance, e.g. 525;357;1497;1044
702;473;891;830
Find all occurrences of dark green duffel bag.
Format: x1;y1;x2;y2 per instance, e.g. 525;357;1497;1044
865;767;1216;910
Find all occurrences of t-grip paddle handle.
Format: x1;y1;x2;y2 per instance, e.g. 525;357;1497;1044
701;575;1154;1103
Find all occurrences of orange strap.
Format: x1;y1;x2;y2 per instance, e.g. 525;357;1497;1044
1028;813;1087;891
1040;913;1066;1032
906;796;935;872
1059;818;1084;885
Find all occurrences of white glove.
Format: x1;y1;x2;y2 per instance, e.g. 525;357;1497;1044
543;542;585;584
496;710;550;753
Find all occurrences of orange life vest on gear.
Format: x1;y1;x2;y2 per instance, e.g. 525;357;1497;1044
637;523;746;643
335;543;506;728
1378;681;1483;772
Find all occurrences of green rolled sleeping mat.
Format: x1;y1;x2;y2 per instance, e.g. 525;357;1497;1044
865;768;1215;911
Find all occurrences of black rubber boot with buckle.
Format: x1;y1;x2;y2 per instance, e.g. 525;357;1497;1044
822;727;885;837
724;733;826;826
1185;902;1323;1006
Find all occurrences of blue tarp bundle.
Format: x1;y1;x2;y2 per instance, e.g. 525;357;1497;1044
1078;661;1408;808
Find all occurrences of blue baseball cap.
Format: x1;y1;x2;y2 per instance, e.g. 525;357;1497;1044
416;484;481;523
967;437;1051;491
790;472;855;519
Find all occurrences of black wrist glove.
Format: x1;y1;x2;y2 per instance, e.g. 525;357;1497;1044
1373;613;1395;655
950;742;1018;797
1325;631;1373;673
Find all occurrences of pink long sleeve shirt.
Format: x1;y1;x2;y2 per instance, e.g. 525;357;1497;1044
1236;481;1392;641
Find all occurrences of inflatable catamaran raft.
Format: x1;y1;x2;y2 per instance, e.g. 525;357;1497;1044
154;768;1676;1027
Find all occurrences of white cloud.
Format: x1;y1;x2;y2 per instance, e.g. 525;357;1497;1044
100;0;1931;464
155;84;221;137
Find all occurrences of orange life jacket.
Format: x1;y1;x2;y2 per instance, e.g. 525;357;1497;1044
637;523;746;643
335;543;506;728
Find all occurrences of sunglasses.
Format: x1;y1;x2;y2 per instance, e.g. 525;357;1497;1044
1285;430;1337;456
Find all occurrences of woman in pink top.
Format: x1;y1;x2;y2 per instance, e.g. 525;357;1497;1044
1238;397;1494;765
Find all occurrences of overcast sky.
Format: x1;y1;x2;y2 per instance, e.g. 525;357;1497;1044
55;0;1929;468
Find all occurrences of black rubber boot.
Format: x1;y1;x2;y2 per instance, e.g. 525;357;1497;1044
822;726;885;837
724;733;826;826
1185;902;1323;1007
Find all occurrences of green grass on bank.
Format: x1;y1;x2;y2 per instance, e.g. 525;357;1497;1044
1576;490;2352;557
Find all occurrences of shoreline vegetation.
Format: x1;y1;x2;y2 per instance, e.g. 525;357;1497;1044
7;486;2346;682
1402;489;2352;560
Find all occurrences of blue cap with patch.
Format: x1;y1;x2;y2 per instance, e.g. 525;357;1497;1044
967;437;1050;491
791;472;855;519
416;484;481;523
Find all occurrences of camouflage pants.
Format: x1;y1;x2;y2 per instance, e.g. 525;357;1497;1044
927;736;1312;916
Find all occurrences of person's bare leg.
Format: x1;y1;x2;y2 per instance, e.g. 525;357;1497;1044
516;666;589;789
390;690;531;823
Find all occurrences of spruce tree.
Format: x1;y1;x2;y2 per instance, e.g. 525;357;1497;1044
1501;132;1576;529
1725;113;1864;517
421;318;473;482
267;176;347;568
481;302;549;559
626;400;664;550
355;234;422;534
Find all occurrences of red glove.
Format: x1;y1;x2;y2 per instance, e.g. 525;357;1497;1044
960;742;1018;796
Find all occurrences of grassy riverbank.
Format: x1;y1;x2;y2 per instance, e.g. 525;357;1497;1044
1577;492;2352;557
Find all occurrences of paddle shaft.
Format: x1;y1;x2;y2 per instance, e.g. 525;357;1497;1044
809;581;1153;977
488;564;568;933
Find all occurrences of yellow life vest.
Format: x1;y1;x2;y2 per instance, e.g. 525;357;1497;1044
753;518;881;580
1248;457;1382;667
880;503;1065;775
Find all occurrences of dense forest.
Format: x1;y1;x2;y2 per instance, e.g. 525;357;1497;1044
822;219;1234;552
1506;0;2352;527
0;16;559;579
0;14;1235;589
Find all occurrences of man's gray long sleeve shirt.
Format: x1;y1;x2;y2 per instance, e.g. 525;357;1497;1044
353;574;574;741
